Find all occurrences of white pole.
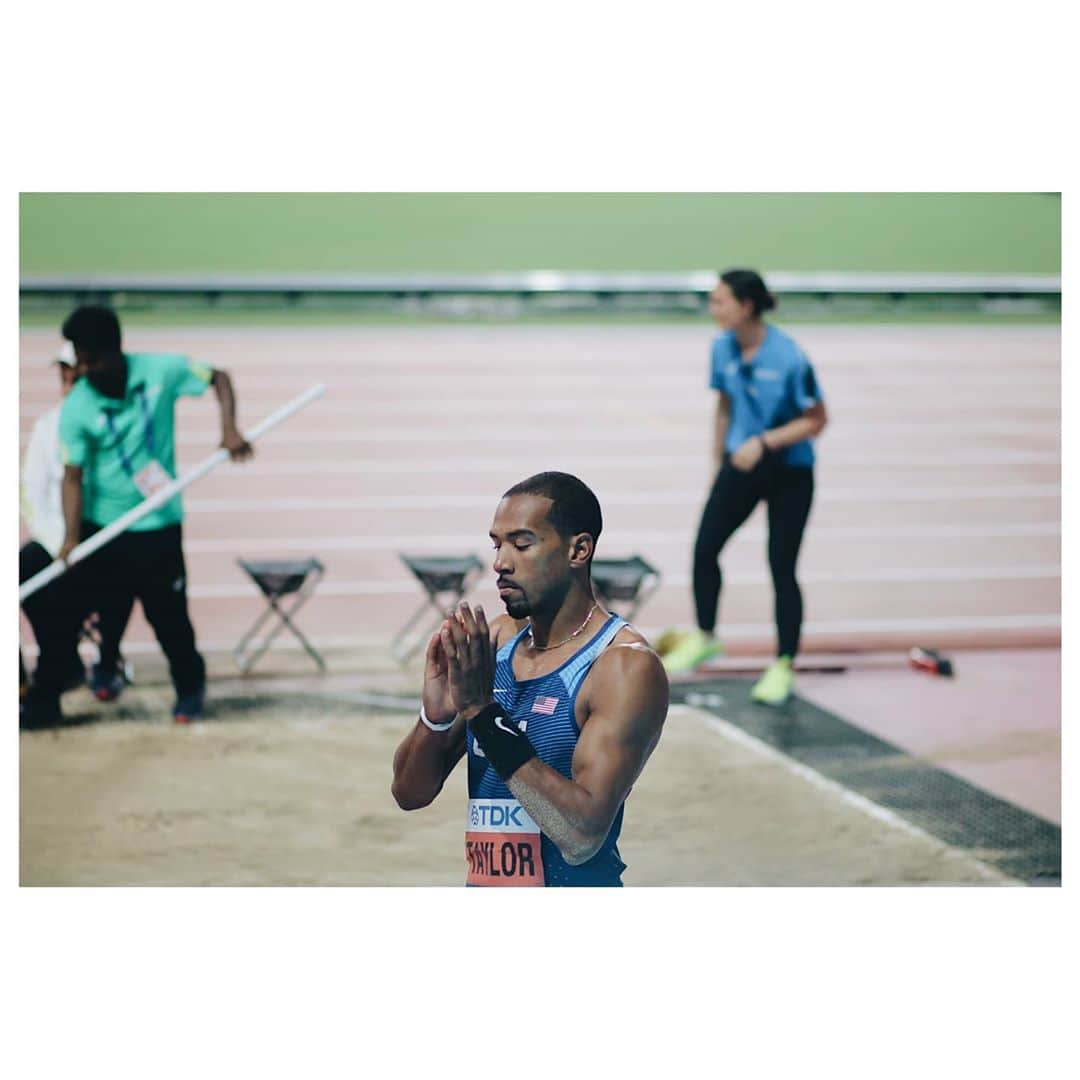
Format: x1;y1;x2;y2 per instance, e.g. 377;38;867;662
19;382;326;604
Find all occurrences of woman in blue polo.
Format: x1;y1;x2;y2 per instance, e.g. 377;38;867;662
664;270;829;704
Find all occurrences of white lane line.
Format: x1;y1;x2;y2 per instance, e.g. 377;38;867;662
180;485;1060;513
184;563;1060;599
18;364;1061;383
11;441;1065;472
182;521;1061;553
25;612;1060;661
19;421;1063;446
18;391;1062;417
784;614;1061;633
673;705;1015;884
110;452;1068;474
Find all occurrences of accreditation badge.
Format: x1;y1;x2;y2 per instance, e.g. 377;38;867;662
132;460;172;498
465;798;545;887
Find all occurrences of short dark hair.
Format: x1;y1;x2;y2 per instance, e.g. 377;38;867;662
61;305;122;351
720;268;777;316
502;471;603;552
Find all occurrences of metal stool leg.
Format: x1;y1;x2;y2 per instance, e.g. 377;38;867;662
233;604;284;671
269;600;326;672
234;574;325;673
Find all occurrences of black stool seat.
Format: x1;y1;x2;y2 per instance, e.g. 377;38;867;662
239;558;324;598
234;557;326;673
393;554;484;662
400;555;483;595
591;555;661;621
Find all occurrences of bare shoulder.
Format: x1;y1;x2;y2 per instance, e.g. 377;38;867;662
612;623;653;649
585;626;669;708
489;613;526;650
596;635;667;685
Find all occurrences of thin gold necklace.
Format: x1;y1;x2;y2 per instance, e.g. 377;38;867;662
527;603;598;651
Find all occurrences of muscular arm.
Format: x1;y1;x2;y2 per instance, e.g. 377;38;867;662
390;718;468;810
391;614;516;811
762;401;828;451
58;465;84;562
505;643;668;865
712;393;731;473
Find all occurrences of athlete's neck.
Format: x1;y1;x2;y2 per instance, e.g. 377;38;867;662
91;352;128;399
735;320;767;359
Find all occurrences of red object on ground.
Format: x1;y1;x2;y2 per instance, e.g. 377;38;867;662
909;646;954;677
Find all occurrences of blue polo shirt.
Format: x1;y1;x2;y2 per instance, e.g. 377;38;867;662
709;325;824;468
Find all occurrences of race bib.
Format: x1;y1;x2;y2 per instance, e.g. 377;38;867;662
466;798;545;887
132;460;172;498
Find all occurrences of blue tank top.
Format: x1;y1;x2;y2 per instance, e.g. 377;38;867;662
466;613;629;887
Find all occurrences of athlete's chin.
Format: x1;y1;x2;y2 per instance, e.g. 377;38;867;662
503;597;531;619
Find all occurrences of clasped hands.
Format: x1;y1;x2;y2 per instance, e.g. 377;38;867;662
422;601;496;726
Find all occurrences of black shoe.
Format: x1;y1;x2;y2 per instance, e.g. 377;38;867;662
173;686;206;724
90;662;125;703
21;692;62;731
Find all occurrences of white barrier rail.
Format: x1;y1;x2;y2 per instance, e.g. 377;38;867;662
19;270;1061;297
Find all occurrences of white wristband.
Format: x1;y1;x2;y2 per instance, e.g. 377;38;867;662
419;704;454;732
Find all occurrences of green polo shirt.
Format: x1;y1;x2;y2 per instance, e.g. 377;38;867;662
59;353;213;531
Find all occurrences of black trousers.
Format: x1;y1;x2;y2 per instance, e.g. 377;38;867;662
77;521;206;699
692;456;814;658
20;540;86;696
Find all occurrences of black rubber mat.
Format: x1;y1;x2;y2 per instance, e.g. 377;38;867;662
671;679;1061;886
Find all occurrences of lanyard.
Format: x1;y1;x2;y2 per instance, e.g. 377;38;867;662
734;363;768;433
102;385;155;479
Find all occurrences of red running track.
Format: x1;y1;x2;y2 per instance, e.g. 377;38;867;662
19;322;1061;655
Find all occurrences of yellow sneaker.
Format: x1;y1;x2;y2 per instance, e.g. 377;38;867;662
750;656;794;705
662;630;724;675
653;628;690;657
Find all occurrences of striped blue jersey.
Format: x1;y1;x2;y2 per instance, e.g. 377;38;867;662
466;613;629;887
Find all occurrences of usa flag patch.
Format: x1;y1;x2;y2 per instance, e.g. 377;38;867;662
531;696;559;715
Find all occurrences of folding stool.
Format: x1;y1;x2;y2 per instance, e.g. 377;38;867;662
392;554;483;663
233;557;326;673
590;555;662;622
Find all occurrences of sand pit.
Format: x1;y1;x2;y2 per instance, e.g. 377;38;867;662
20;684;1009;886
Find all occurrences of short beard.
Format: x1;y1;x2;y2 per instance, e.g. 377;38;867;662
504;594;531;619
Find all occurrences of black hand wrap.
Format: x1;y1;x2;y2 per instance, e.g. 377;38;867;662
468;703;537;782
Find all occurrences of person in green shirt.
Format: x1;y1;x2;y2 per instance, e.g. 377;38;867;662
53;305;253;725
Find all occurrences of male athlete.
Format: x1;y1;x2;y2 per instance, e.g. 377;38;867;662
391;471;668;886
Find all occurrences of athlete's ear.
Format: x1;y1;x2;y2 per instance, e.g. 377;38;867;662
568;532;594;569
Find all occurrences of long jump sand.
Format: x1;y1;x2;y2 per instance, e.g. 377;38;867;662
20;689;1009;887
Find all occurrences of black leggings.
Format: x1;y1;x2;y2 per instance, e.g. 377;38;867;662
692;458;814;658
